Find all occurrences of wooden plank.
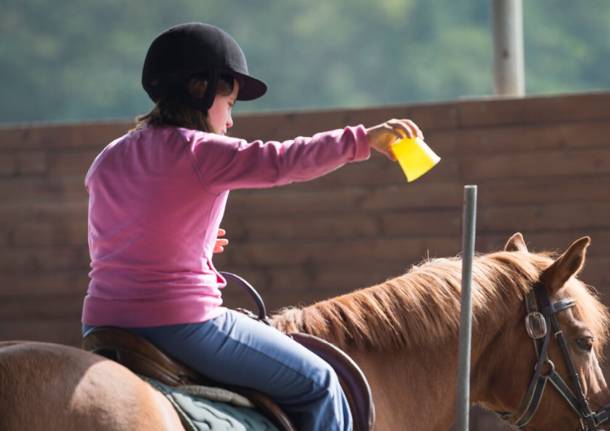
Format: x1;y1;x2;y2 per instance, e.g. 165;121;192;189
226;237;460;267
383;211;610;243
227;187;369;216
226;185;610;241
0;177;86;203
0;294;82;320
340;103;460;132
47;149;98;176
224;213;379;241
381;209;462;237
219;229;610;273
582;256;610;290
0;151;17;176
325;175;608;210
262;173;589;214
0;271;89;296
11;221;87;247
0;150;48;177
361;182;465;211
461;148;610;180
432;120;610;157
458;92;610;127
477;203;610;232
0;200;87;223
475;176;610;205
0;121;131;150
6;179;607;248
299;155;458;188
0;246;89;274
0;320;82;347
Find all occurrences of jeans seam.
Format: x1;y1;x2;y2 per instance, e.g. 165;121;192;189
210;319;329;392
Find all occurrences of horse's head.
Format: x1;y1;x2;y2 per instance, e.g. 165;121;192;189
481;233;610;430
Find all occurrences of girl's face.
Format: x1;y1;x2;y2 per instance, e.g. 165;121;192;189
207;80;239;135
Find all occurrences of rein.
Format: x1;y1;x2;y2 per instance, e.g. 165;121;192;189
498;282;610;430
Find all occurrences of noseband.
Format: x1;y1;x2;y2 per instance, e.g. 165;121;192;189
498;282;610;430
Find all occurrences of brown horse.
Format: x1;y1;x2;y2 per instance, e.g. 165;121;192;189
1;233;609;430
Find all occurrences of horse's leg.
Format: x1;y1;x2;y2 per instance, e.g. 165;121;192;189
0;342;183;431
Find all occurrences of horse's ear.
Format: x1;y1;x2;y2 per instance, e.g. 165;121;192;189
540;237;591;295
504;232;528;252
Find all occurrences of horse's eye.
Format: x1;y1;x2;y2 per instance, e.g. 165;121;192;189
575;336;594;353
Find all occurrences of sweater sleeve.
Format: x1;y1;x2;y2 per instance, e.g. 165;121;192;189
189;125;370;193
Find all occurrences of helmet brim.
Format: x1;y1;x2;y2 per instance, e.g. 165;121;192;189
232;72;268;101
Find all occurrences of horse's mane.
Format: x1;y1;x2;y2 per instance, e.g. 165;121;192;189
273;250;610;353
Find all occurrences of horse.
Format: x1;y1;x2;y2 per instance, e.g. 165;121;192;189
1;233;609;430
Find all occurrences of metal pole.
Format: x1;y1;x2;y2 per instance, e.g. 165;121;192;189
492;0;525;96
456;185;477;431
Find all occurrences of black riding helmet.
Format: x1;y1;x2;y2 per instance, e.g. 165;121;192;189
142;22;267;112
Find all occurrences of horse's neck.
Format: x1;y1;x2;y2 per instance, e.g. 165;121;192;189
273;284;515;431
349;343;462;431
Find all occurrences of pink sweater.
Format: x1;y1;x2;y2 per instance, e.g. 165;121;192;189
82;124;370;327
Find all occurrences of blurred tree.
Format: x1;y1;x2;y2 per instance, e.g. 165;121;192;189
0;0;608;124
523;0;610;94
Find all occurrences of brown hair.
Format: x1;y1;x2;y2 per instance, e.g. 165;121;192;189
134;75;235;132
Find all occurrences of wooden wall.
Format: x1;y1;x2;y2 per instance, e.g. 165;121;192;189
1;92;610;430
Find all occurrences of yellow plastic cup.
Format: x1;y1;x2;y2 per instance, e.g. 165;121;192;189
390;137;441;182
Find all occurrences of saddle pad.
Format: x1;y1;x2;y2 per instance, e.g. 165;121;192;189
145;378;280;431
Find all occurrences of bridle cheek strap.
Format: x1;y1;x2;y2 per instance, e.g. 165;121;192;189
508;333;552;427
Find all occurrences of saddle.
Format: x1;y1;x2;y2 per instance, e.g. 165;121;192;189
82;273;374;431
82;326;295;431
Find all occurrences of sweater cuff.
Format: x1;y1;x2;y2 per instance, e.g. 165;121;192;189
350;124;371;161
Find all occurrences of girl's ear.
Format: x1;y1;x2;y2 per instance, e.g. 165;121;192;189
504;232;528;252
540;237;591;295
188;78;208;98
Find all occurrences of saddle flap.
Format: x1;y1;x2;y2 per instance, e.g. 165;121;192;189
289;332;375;431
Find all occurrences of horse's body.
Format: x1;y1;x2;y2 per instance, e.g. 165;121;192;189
0;341;183;430
1;234;609;430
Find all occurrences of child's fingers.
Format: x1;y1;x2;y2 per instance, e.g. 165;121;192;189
386;119;420;140
405;119;424;139
213;238;229;253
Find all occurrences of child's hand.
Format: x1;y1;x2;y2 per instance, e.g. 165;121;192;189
366;119;424;160
213;228;229;253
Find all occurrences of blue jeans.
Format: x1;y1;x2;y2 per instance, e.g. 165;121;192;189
83;309;352;431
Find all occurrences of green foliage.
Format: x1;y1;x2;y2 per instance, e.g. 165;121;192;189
0;0;609;124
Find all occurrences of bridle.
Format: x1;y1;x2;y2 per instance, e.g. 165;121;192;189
498;282;610;430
